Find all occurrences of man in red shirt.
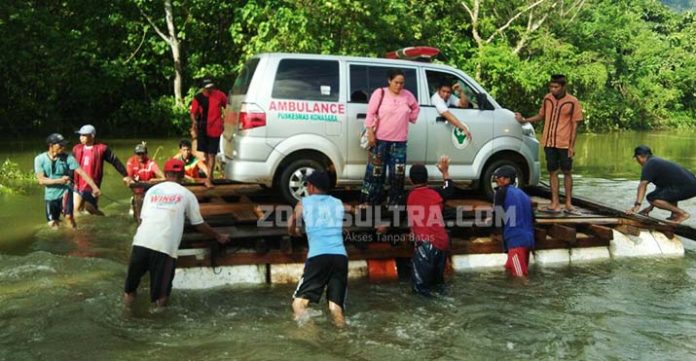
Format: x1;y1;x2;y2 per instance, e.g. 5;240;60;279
190;78;227;185
126;143;164;182
407;155;454;296
72;124;132;215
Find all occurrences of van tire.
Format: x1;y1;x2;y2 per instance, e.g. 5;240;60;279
278;158;326;205
481;159;525;200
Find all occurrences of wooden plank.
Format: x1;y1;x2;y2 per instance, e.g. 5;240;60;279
614;224;641;237
536;217;622;225
587;224;614;241
199;203;258;218
548;224;577;244
535;227;548;243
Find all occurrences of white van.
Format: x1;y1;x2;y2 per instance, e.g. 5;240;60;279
223;52;540;204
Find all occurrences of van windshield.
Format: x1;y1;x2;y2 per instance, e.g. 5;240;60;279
231;59;260;96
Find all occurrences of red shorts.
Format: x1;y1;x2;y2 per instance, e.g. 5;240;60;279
505;247;530;277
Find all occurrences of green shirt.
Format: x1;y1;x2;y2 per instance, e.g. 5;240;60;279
34;152;79;200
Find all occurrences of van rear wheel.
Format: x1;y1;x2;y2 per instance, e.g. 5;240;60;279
278;158;326;205
481;159;525;200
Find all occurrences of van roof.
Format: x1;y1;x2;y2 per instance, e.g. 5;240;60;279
254;52;460;71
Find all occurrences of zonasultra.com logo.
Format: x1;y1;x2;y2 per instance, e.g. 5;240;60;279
256;205;518;230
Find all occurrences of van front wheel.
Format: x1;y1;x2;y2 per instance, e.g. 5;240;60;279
278;158;326;205
481;159;525;200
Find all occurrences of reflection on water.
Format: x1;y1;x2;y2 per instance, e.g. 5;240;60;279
1;132;696;360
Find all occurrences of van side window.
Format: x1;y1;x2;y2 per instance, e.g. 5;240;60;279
349;65;419;103
426;70;478;109
272;59;339;102
232;58;260;96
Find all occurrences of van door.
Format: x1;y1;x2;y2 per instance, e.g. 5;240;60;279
423;69;494;171
344;63;425;180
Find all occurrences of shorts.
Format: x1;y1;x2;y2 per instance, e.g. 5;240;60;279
45;192;73;222
505;247;530;277
197;123;220;155
544;147;573;172
76;190;99;209
293;254;348;309
124;245;176;303
646;187;696;203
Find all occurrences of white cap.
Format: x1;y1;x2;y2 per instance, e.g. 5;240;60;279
76;124;96;136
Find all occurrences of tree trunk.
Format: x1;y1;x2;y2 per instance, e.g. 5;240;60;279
163;0;183;105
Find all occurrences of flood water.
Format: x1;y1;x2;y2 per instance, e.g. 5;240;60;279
1;132;696;360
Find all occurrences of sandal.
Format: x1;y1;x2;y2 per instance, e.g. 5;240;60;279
539;207;563;214
563;208;583;216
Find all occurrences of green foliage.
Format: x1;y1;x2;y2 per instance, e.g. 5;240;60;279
0;0;695;136
0;159;37;195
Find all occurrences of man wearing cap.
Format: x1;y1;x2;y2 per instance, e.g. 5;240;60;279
492;166;534;278
126;142;164;182
72;124;132;215
34;133;102;229
288;171;348;327
406;155;455;296
627;145;696;224
515;74;583;215
123;159;230;309
190;78;227;185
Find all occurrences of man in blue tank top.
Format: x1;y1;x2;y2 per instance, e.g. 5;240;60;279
288;171;348;327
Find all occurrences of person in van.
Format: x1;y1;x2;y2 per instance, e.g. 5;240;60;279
361;69;420;206
431;82;473;141
515;74;583;215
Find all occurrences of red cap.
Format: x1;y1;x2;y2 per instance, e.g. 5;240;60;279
164;159;185;173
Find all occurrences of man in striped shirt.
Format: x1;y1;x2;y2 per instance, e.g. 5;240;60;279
515;74;583;215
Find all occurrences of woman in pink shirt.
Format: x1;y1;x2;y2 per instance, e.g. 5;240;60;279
361;69;420;205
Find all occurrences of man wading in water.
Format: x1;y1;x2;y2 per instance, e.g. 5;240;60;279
123;159;229;309
34;133;102;229
288;171;349;327
627;145;696;224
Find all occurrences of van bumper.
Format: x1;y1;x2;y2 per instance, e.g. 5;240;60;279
224;158;275;186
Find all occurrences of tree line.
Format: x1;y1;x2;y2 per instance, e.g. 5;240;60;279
1;0;695;138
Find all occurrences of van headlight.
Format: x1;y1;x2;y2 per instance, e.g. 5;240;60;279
522;123;535;137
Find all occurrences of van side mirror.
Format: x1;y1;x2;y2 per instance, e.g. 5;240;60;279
476;93;493;110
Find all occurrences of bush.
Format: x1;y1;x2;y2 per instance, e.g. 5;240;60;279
0;159;37;195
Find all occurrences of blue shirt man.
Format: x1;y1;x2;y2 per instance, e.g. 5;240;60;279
288;171;348;327
34;133;101;229
493;166;534;277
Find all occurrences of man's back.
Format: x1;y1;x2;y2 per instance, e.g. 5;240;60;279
301;194;346;258
642;156;696;190
133;181;204;258
498;186;534;250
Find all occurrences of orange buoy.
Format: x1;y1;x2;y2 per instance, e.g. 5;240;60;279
367;259;398;281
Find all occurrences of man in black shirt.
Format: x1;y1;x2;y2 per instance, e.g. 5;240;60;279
627;145;696;224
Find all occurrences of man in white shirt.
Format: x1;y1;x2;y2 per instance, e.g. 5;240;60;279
123;159;229;309
431;82;473;141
